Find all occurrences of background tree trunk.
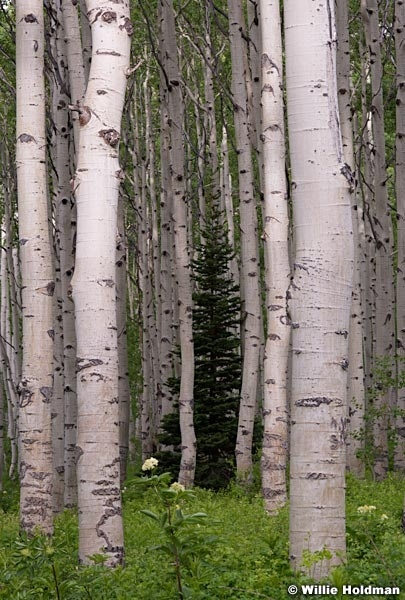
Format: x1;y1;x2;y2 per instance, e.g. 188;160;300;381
228;0;263;483
260;0;290;512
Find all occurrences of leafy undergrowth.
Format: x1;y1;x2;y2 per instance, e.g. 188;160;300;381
0;474;404;599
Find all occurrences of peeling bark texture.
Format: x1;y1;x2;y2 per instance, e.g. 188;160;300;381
259;0;290;513
285;0;354;578
228;0;263;483
71;0;131;566
16;0;54;536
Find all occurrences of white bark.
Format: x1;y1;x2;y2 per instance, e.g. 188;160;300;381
260;0;290;513
16;0;54;535
336;0;365;476
61;0;85;149
285;0;354;577
71;0;131;565
228;0;263;482
159;0;196;487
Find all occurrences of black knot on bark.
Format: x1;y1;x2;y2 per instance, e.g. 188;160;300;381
102;11;117;23
18;133;35;143
99;128;120;147
24;13;38;23
120;17;134;36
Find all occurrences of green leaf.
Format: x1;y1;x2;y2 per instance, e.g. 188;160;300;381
139;509;160;522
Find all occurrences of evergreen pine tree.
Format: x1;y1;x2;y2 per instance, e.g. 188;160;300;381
159;205;242;489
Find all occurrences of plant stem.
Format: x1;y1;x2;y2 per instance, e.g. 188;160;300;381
167;502;184;600
51;563;61;600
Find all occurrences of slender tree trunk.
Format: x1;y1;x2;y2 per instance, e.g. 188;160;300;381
259;0;290;512
159;0;197;487
395;0;405;471
336;0;365;476
362;0;395;480
228;0;263;482
61;0;85;149
16;0;55;535
117;195;130;483
71;0;131;565
60;0;82;508
285;0;354;577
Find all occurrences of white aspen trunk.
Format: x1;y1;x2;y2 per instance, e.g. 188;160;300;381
336;0;365;477
220;127;239;288
203;11;221;209
61;0;85;149
247;0;262;168
395;0;405;471
362;0;395;480
158;86;175;425
16;0;55;535
71;0;131;565
259;0;290;513
79;0;92;84
285;0;354;577
160;0;196;487
144;72;162;432
228;0;263;482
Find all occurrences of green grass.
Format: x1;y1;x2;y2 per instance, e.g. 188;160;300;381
0;475;405;599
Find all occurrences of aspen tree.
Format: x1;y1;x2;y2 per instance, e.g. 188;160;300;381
336;0;365;476
71;0;131;565
59;0;84;508
159;0;196;487
117;195;130;482
285;0;354;577
395;0;405;471
50;0;70;512
361;0;395;480
61;0;85;149
259;0;290;512
16;0;54;534
228;0;263;482
158;72;175;427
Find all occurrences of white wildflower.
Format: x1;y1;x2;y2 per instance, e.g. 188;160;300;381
142;457;159;471
170;482;185;493
357;505;377;514
381;513;389;520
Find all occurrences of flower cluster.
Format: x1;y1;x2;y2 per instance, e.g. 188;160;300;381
357;505;377;514
142;457;159;472
170;482;185;493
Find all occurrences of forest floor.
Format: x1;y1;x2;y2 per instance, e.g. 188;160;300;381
0;473;405;599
